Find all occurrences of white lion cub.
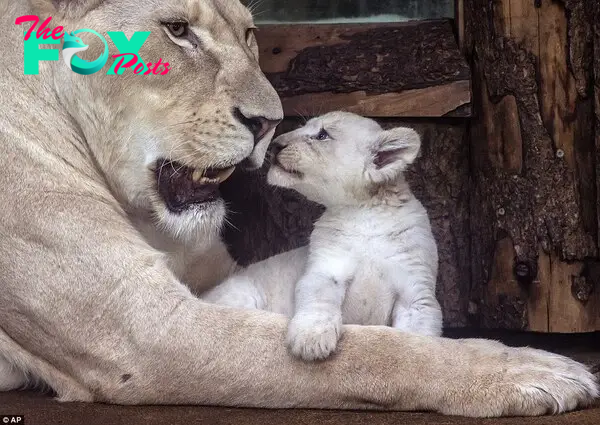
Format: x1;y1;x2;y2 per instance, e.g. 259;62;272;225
203;112;442;361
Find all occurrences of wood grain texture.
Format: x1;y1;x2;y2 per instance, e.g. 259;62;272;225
593;0;600;258
466;0;599;332
256;20;471;117
220;120;471;328
455;0;465;51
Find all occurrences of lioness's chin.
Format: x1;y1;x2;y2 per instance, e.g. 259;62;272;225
154;199;226;244
144;158;239;244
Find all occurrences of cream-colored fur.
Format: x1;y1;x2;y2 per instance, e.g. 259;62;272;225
0;0;597;417
204;113;443;361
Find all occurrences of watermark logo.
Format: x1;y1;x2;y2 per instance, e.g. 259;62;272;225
62;30;108;75
1;416;23;424
15;15;171;76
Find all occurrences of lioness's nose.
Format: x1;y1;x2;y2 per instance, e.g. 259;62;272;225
234;108;281;145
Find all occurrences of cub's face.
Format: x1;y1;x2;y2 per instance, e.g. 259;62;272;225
38;0;283;242
267;112;421;206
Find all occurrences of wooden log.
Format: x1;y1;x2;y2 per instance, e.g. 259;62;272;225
278;81;471;118
220;120;472;327
465;0;599;332
256;20;471;117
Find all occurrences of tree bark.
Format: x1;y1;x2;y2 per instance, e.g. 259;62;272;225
465;0;600;332
256;21;471;117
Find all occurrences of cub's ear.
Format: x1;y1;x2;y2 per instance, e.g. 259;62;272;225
367;127;421;184
30;0;105;19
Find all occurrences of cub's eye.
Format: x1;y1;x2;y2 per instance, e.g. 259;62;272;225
246;27;257;46
314;129;330;141
165;22;188;38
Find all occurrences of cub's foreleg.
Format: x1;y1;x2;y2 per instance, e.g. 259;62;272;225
287;252;356;361
392;284;443;337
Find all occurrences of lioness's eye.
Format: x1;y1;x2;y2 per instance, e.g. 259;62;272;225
165;22;188;38
314;129;330;141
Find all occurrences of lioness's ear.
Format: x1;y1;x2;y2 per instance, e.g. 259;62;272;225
367;127;421;183
31;0;105;19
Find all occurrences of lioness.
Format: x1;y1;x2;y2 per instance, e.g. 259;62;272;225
204;112;443;361
0;0;597;417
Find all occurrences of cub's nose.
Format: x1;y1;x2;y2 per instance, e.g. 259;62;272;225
270;143;284;158
234;108;281;145
267;138;289;165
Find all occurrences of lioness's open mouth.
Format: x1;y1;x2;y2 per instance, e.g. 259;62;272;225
155;159;235;213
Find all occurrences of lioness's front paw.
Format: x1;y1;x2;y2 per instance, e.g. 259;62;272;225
445;340;599;417
287;311;342;361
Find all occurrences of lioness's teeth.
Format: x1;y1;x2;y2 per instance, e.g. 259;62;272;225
217;166;236;183
191;169;203;182
190;166;236;185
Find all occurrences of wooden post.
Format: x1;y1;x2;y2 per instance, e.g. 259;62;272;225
465;0;600;332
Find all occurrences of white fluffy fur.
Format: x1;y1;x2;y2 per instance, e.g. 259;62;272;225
204;112;442;360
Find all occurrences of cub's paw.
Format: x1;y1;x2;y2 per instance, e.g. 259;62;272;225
287;311;342;361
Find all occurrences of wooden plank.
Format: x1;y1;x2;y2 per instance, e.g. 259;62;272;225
596;1;600;251
529;250;550;332
479;237;528;329
455;0;465;51
256;20;471;118
257;22;419;74
279;81;471;118
491;0;511;37
509;0;540;54
547;254;600;333
538;0;577;169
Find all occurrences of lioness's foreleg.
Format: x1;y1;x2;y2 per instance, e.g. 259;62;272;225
0;354;27;391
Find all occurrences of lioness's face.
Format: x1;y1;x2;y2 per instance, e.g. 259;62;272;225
43;0;283;241
267;112;420;207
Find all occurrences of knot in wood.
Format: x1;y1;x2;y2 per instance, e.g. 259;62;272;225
571;276;593;303
514;261;536;284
